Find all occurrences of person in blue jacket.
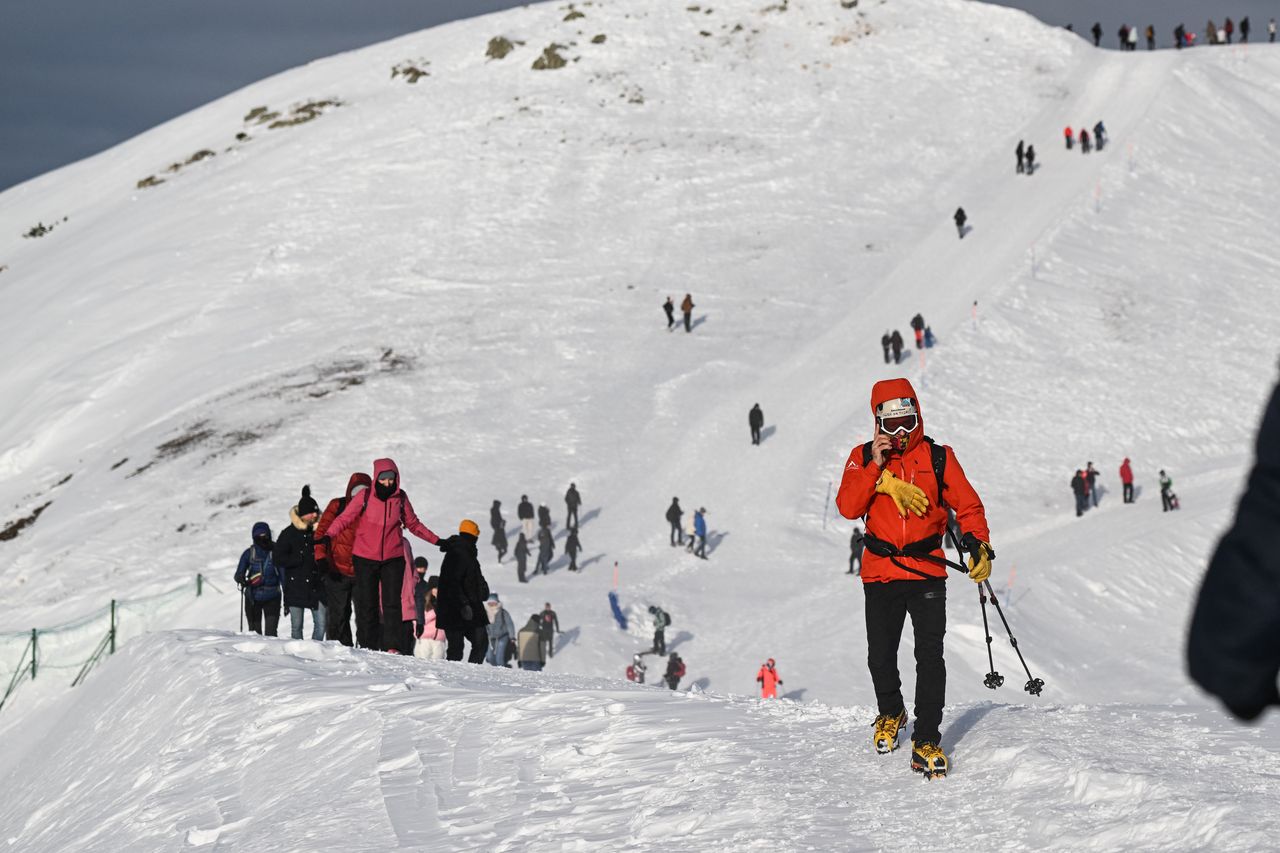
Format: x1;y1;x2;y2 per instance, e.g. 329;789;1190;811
235;522;282;636
693;508;708;559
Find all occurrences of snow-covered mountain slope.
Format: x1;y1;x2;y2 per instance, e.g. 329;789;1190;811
3;631;1277;852
2;0;1280;845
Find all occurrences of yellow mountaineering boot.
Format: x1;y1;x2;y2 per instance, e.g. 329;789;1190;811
911;741;949;779
872;710;908;754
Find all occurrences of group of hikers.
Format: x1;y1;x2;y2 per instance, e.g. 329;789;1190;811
1080;18;1275;49
880;313;935;364
232;459;573;669
662;294;697;333
491;485;584;582
1069;459;1179;517
665;497;710;558
1063;121;1107;154
626;649;686;689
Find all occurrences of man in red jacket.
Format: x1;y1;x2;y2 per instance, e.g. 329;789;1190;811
1119;458;1135;504
836;378;993;778
316;472;371;647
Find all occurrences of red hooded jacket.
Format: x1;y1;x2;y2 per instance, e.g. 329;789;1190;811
835;378;990;583
1119;459;1134;485
323;458;439;562
315;472;371;577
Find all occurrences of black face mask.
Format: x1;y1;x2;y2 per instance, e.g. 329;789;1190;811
375;480;396;500
253;534;272;550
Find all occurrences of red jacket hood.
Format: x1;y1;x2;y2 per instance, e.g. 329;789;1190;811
345;472;372;499
870;378;925;452
373;458;401;492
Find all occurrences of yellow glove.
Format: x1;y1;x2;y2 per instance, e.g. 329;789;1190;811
875;470;929;518
968;542;993;583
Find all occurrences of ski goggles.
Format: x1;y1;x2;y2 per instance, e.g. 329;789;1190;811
877;413;919;435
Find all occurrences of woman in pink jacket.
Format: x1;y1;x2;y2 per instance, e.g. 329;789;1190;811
323;458;440;652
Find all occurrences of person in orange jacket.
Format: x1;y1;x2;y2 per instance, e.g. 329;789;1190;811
757;658;783;698
1064;126;1074;150
835;378;993;778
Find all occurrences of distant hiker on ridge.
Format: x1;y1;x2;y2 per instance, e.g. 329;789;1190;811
1119;457;1135;504
666;497;684;546
1091;21;1102;47
757;658;783;699
1064;126;1074;150
490;499;507;562
1016;139;1025;174
910;313;926;349
890;330;904;364
665;653;686;690
565;483;581;529
849;525;865;575
954;207;967;239
749;403;765;445
880;331;892;364
514;531;530;583
663;296;676;331
517;494;535;539
536;526;555;575
681;293;695;333
1024;144;1036;175
1071;469;1088;517
565;526;581;572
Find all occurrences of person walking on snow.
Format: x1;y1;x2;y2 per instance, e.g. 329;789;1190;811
1071;469;1089;517
890;330;904;364
665;653;686;690
910;313;925;349
1119;457;1135;504
484;593;515;667
757;658;783;699
681;293;695;333
235;522;282;636
1093;121;1107;151
517;495;535;539
953;207;967;239
1118;24;1129;50
1224;18;1234;44
565;526;581;572
321;459;440;653
1206;20;1218;46
536;525;555;575
315;472;371;647
1269;19;1276;43
539;602;561;659
537;503;552;532
274;485;326;641
565;483;582;529
1160;470;1177;512
666;497;684;546
1015;140;1025;174
1086;462;1102;507
849;525;865;575
693;507;708;559
880;331;892;364
649;605;671;655
1064;126;1074;150
1145;24;1155;50
435;519;490;663
1080;129;1091;154
514;531;531;583
1240;17;1250;43
1024;144;1036;174
924;326;936;348
1091;21;1102;47
1127;24;1138;51
663;296;676;331
835;378;994;779
749;403;765;445
490;500;508;562
1174;24;1186;49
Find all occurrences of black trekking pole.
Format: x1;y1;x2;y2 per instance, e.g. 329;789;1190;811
944;522;1043;696
237;584;244;632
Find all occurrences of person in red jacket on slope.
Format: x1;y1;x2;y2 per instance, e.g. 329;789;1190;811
835;378;993;779
1119;458;1135;504
757;658;783;699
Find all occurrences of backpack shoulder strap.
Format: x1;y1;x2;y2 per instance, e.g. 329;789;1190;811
923;436;949;508
861;441;873;468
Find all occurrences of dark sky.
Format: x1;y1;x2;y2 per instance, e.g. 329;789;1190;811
1;0;1274;191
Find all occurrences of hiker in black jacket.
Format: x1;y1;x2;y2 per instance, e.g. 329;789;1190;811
435;520;490;663
1188;379;1280;720
666;498;684;546
536;526;555;575
490;500;507;562
880;331;892;364
517;495;535;539
565;527;581;572
565;483;582;529
1071;469;1088;517
749;403;765;445
954;207;967;239
274;485;325;641
848;525;865;575
537;503;552;531
514;532;531;583
890;330;904;364
663;296;676;330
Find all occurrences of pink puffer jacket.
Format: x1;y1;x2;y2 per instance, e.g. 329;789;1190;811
323;457;439;561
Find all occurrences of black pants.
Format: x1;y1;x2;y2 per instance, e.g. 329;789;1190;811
353;556;407;652
670;521;683;545
892;346;903;363
1122;483;1134;503
751;426;761;445
566;506;579;528
402;622;416;656
864;578;947;745
1162;489;1174;512
567;551;578;571
683;312;692;332
540;633;555;659
446;627;488;663
245;596;281;637
654;629;666;655
665;310;675;329
882;347;891;364
695;535;707;559
325;572;355;647
849;551;863;575
536;551;551;574
517;556;528;583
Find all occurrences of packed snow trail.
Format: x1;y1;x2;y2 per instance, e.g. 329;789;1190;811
1;632;1276;853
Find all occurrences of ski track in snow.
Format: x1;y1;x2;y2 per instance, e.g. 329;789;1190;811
1;0;1279;849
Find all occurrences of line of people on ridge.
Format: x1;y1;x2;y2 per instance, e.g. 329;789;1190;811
1063;121;1107;154
1069;459;1179;517
492;485;585;582
231;458;572;667
1079;19;1275;49
880;313;935;365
